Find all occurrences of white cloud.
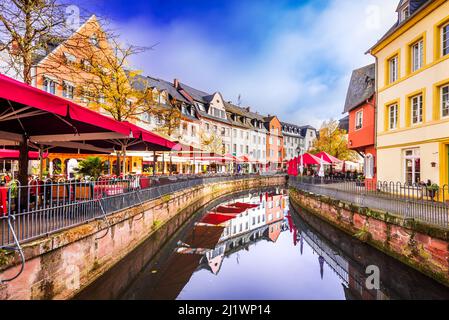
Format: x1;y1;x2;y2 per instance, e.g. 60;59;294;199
116;0;397;128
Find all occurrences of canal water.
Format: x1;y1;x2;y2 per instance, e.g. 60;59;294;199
76;187;449;300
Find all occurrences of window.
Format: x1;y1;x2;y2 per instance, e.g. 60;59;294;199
191;126;197;137
63;52;76;65
364;154;374;179
389;55;399;84
411;40;424;72
388;104;399;130
404;149;421;185
442;85;449;118
411;94;423;124
355;110;363;130
43;77;56;94
90;34;100;47
401;7;409;22
62;81;74;99
442;23;449;57
197;103;206;112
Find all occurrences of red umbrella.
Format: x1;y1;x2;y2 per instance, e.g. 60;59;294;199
315;152;342;164
0;149;48;160
299;153;331;166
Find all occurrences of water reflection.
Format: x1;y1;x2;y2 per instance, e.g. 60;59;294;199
78;187;449;300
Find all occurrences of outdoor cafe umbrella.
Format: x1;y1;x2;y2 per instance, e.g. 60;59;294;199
0;74;134;182
318;155;325;177
315;151;342;164
299;154;305;176
298;153;330;166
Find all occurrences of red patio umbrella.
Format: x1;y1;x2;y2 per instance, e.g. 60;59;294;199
315;151;342;164
0;149;48;160
298;153;331;166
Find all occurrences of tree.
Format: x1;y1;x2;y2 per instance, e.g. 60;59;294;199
0;0;73;189
311;120;357;161
74;156;105;179
200;130;224;155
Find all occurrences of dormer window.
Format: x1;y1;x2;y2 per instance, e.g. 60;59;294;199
400;6;409;22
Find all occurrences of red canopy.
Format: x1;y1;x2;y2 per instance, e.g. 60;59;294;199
121;122;181;151
215;206;247;214
315;152;342;164
298;153;331;166
0;74;131;137
201;213;236;225
0;149;48;160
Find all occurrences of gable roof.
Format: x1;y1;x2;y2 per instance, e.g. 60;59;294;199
368;0;431;54
343;63;375;113
339;115;350;132
132;74;189;104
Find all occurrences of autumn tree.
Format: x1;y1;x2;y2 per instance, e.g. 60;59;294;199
200;130;224;155
311;120;356;161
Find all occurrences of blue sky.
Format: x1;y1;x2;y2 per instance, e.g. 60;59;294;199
73;0;398;127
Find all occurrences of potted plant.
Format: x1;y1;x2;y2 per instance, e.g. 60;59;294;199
356;174;365;187
426;183;439;201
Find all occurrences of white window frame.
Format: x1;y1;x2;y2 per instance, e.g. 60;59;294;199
441;85;449;118
355;110;363;130
401;6;409;22
389;56;399;84
62;81;74;99
403;148;421;185
43;76;57;95
389;104;398;130
411;39;424;72
442;22;449;57
411;94;423;125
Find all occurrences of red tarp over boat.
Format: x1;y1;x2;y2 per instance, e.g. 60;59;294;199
201;213;236;225
215;206;247;214
230;202;259;209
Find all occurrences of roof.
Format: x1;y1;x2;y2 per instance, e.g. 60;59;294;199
299;125;317;137
179;82;211;104
224;102;267;130
281;121;305;137
343;64;375;113
368;0;431;54
339;116;350;132
132;74;189;104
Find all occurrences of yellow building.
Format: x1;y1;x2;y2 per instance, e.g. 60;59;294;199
369;0;449;187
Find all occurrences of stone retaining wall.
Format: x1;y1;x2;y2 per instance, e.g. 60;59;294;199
0;176;285;300
289;187;449;286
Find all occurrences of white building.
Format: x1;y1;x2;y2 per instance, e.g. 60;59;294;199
300;125;318;152
282;122;305;160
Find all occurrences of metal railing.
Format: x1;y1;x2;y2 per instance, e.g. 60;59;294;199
289;176;449;229
0;173;277;248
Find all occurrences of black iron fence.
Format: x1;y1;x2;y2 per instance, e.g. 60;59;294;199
289;176;449;229
0;173;276;248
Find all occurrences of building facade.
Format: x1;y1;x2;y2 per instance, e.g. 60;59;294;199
369;0;449;187
281;122;305;161
264;116;284;171
300;125;318;152
343;64;377;182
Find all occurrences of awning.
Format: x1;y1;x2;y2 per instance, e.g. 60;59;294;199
0;149;48;160
201;213;236;225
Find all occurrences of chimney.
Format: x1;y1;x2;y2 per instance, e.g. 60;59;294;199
10;40;20;56
245;107;250;112
174;78;180;89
